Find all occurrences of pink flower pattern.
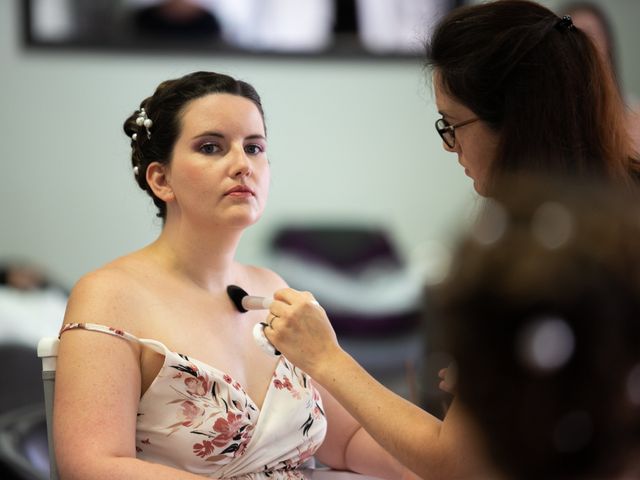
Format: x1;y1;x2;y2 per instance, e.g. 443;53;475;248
273;375;301;400
153;355;323;468
59;322;326;478
211;411;253;448
177;400;203;427
184;373;212;397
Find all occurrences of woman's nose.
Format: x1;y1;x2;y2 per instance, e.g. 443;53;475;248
230;149;252;177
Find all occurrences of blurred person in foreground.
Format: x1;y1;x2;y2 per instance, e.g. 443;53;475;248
434;176;640;479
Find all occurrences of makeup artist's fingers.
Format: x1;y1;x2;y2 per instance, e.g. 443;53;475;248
438;366;457;394
264;288;339;374
268;288;322;320
269;288;325;329
272;287;318;308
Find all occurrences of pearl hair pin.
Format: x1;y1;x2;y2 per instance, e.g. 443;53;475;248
135;108;153;139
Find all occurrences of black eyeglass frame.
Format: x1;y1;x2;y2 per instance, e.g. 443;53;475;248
435;117;479;148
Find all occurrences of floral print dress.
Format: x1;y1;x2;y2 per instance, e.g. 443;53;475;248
60;323;327;479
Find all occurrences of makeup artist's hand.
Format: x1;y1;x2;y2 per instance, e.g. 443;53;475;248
265;288;341;376
438;366;457;395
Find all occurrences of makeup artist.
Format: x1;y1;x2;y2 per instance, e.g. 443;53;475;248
264;1;640;479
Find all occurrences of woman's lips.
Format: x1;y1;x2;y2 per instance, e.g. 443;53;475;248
225;185;255;197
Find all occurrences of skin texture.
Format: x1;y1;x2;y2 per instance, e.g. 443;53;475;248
55;93;420;480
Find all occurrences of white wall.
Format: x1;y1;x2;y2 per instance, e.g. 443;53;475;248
0;0;476;288
1;0;638;289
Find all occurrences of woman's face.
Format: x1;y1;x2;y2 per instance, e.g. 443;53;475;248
434;71;500;196
163;93;269;229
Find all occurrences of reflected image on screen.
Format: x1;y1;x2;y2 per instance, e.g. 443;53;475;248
23;0;460;58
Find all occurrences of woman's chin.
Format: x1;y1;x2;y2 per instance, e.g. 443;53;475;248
227;211;263;229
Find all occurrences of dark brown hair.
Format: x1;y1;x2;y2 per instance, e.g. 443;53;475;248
123;71;265;219
434;175;640;479
561;2;619;87
425;0;639;193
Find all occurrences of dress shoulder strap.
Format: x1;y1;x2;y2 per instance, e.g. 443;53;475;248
59;322;168;355
60;322;142;343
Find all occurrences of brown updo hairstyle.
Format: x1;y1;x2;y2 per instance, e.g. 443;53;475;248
123;71;265;220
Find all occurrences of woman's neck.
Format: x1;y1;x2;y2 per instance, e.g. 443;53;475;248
146;218;244;293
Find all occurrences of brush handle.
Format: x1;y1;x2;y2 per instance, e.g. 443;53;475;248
241;296;273;310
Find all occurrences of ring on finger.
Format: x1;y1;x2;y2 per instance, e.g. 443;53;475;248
269;313;278;329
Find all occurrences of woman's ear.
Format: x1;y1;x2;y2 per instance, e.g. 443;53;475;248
146;162;175;202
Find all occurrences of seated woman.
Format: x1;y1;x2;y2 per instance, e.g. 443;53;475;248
54;71;419;480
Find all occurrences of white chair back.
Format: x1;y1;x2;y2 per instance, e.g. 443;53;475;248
37;337;59;480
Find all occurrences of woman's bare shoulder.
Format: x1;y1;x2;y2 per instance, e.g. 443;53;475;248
69;257;144;300
63;258;150;334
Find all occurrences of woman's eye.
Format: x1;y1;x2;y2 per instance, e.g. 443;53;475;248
245;144;265;155
199;143;221;154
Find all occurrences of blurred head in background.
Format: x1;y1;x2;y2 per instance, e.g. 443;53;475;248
435;175;640;479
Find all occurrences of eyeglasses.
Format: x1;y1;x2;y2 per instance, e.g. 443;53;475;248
435;117;479;148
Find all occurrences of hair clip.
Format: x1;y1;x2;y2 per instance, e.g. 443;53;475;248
555;15;575;32
135;108;153;139
133;166;140;176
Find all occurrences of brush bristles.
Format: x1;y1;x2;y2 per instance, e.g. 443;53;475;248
226;284;249;313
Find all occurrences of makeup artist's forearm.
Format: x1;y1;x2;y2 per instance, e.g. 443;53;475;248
312;349;467;479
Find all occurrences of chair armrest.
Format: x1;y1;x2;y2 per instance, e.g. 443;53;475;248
37;337;59;373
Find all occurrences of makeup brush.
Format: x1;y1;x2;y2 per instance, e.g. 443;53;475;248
226;285;279;356
226;284;273;312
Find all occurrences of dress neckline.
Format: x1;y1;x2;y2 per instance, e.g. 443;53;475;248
60;322;284;412
140;337;284;412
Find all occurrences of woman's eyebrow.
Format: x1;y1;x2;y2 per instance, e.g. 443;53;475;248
191;132;266;141
192;131;225;140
